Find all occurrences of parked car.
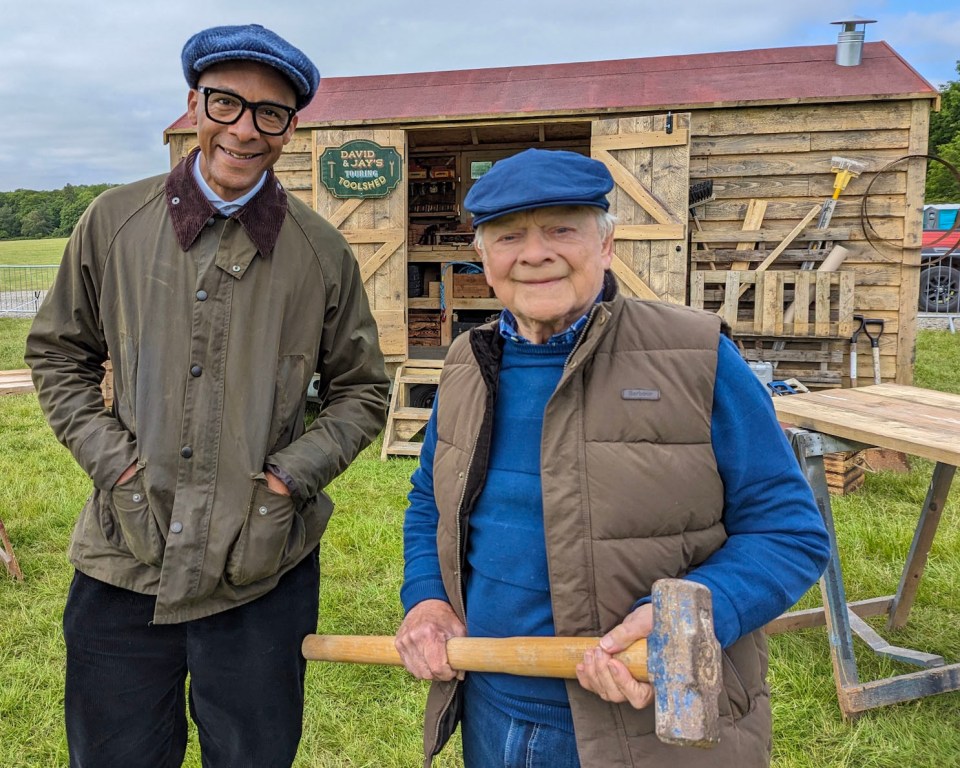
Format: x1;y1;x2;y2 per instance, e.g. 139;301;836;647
919;204;960;313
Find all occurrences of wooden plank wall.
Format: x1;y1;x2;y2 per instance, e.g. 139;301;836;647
688;100;930;385
167;93;933;384
312;128;408;362
167;132;314;207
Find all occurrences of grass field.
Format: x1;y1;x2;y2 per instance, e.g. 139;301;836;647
0;238;66;267
2;331;960;766
0;240;64;294
0;319;30;369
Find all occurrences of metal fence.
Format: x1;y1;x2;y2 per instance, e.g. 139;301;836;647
0;265;59;316
919;251;960;315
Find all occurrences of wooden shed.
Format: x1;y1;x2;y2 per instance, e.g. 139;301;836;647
164;41;938;406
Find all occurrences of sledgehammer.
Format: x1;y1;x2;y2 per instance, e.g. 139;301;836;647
302;579;722;748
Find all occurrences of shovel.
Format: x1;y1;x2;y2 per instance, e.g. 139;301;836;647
863;318;884;385
850;315;865;387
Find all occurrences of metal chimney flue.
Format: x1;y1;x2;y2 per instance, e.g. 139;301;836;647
831;17;877;66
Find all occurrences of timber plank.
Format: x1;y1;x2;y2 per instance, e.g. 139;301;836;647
689;173;906;199
0;370;33;395
772;385;960;466
732;200;768;270
692;133;811;157
691;228;851;243
692;102;914;135
702;196;904;220
697;148;903;179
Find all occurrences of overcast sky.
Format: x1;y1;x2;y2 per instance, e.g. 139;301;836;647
2;0;958;192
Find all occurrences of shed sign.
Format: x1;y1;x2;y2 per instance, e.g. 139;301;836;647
319;140;402;198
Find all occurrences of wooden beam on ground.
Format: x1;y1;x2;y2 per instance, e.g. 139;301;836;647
0;369;33;396
0;517;23;581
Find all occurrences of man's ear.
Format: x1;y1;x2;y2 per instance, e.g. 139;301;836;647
186;90;200;127
599;228;615;270
282;114;299;146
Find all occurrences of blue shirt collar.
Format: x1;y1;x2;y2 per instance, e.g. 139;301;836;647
192;153;267;216
497;290;603;345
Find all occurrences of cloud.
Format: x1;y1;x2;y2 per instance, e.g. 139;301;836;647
1;0;956;191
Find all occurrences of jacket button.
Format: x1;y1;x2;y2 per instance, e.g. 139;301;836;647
196;290;208;301
190;365;202;377
258;505;268;516
170;521;183;534
180;446;193;459
205;217;216;227
171;197;180;205
132;493;143;503
232;265;241;272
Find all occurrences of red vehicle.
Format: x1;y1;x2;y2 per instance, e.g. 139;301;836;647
920;204;960;313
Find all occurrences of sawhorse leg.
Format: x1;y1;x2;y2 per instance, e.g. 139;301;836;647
888;462;956;629
785;429;957;718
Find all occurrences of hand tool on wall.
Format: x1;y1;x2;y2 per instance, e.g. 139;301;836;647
769;156;865;370
849;315;865;387
863;318;885;385
808;156;868;262
303;579;722;748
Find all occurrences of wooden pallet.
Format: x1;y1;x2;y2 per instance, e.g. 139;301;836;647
740;338;844;388
380;359;444;460
691;269;855;338
824;450;866;495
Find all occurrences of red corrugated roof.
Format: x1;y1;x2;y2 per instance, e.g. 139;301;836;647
165;42;936;134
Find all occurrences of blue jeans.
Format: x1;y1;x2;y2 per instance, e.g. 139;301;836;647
461;680;581;768
63;549;319;768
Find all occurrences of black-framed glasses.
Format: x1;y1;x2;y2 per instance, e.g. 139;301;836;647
198;86;296;136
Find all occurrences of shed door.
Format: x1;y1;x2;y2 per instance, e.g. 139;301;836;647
592;114;691;304
312;129;407;361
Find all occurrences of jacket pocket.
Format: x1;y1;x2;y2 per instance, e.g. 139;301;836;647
109;469;164;567
225;474;305;586
718;647;753;720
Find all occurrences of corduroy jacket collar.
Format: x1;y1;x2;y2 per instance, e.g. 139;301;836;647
164;147;288;256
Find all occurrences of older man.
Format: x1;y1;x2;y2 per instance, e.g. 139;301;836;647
26;24;388;768
396;148;830;768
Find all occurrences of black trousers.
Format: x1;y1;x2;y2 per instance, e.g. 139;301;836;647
63;549;319;768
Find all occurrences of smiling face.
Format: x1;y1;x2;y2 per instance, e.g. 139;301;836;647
187;60;299;201
477;206;614;343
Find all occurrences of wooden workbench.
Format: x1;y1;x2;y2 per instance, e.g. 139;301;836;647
769;384;960;717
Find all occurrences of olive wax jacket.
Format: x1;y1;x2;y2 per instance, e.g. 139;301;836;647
26;154;389;623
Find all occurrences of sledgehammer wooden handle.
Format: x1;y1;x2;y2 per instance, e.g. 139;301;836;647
302;635;650;680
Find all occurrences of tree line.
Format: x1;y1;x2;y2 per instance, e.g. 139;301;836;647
0;183;116;240
1;61;958;241
926;61;960;203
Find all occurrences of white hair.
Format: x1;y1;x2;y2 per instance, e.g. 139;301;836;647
473;207;617;255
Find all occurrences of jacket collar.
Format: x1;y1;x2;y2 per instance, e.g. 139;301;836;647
601;269;619;301
164;147;288;256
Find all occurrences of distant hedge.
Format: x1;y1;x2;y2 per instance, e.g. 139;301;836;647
0;183;116;240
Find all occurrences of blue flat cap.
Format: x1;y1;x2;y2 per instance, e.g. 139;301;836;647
182;24;320;110
464;149;614;228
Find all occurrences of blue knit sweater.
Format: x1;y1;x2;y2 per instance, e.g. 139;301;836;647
401;331;829;728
